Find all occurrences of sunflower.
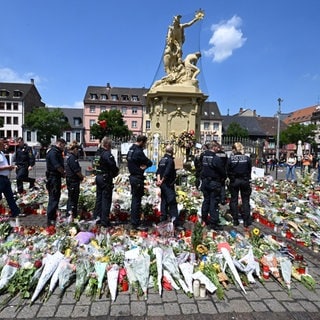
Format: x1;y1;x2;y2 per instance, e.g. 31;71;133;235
252;228;260;237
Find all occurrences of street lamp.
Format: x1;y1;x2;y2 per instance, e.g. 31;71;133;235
276;98;283;180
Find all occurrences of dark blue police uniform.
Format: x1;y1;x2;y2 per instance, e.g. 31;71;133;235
127;144;152;228
156;152;179;225
15;144;35;193
93;148;119;227
200;149;226;230
46;145;65;226
65;152;83;218
227;153;252;227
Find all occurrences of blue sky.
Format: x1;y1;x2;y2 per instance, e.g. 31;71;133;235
1;0;320;117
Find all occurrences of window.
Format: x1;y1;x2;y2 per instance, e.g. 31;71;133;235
131;95;139;102
13;130;18;138
0;103;4;110
213;122;219;131
0;117;3;124
90;134;95;141
26;131;32;142
13;117;18;125
131;120;137;128
90;93;98;100
121;95;129;101
6;117;11;125
204;122;210;130
89;119;95;127
0;130;5;138
146;120;151;131
13;103;18;110
13;90;23;98
66;132;71;142
76;132;80;142
121;107;127;114
6;103;11;110
100;106;106;112
111;105;117;110
89;105;96;113
100;94;108;100
132;107;138;114
6;130;12;138
111;94;118;101
204;111;208;116
0;90;9;97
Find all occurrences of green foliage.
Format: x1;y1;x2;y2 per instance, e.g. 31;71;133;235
0;117;3;128
90;110;131;141
24;107;70;147
280;123;317;145
225;122;249;138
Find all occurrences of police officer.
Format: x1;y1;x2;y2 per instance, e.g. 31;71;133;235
65;141;84;219
215;143;228;205
156;145;183;230
0;139;21;218
227;142;252;227
200;140;226;231
127;135;152;230
93;137;119;228
14;137;36;194
45;138;66;226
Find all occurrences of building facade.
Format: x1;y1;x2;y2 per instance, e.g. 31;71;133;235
0;80;45;145
83;83;148;147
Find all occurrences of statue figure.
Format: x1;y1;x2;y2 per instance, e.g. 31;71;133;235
164;10;204;75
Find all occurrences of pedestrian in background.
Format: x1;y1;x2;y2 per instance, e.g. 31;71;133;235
13;137;36;194
127;135;152;230
45;138;66;227
156;145;183;230
227;142;252;228
0;139;21;218
65;141;84;220
93;137;119;228
285;152;297;182
200;140;226;231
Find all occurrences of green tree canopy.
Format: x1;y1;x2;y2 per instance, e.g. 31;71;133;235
225;122;249;138
280;123;317;145
90;110;131;141
24;107;70;147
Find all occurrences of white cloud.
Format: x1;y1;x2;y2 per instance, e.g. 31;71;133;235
204;15;247;63
0;67;43;84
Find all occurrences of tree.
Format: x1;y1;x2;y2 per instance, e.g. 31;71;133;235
24;107;70;147
90;110;131;141
225;122;249;138
280;123;317;145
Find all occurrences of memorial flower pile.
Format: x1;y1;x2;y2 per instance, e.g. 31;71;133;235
0;169;319;306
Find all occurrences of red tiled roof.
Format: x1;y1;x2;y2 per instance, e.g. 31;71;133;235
283;105;317;125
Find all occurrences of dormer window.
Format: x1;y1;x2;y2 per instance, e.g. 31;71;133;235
111;94;118;101
90;93;98;100
204;111;208;116
121;95;129;101
100;94;108;100
131;95;139;102
73;117;81;126
13;90;23;98
0;89;9;98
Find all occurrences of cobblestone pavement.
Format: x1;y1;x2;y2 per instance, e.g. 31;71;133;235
1;163;320;319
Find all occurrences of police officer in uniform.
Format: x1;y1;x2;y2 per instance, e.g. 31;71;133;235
200;140;226;230
93;137;119;227
227;142;252;227
127;135;152;230
14;137;36;194
65;141;84;219
156;145;183;230
45;138;66;226
215;143;228;205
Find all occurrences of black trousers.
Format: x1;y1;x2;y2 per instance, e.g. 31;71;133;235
16;166;35;192
46;176;61;224
66;178;80;217
129;175;145;226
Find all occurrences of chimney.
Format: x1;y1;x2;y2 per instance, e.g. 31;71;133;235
106;82;111;89
239;107;243;113
253;109;256;116
30;78;34;85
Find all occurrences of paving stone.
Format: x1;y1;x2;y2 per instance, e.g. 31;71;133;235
197;300;217;314
55;304;74;317
224;288;243;299
271;291;293;301
110;304;130;317
16;304;40;319
249;301;270;312
177;293;195;303
242;290;261;301
112;293;130;304
253;287;274;299
180;303;199;314
163;302;181;315
162;290;178;301
263;299;286;312
71;304;90;317
214;300;234;313
147;304;165;316
131;301;147;316
36;305;56;318
90;300;111;316
281;301;305;312
298;300;319;313
264;281;284;291
228;299;252;312
147;293;163;304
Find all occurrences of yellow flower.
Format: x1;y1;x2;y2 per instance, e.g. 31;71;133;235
196;244;208;255
252;228;260;237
